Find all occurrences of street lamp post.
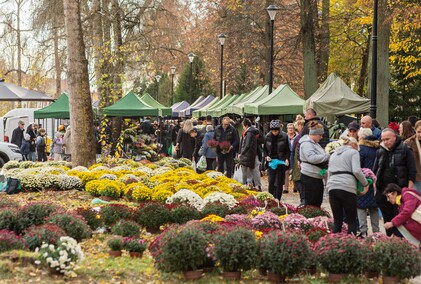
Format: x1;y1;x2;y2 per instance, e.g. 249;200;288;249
170;66;176;106
155;74;161;101
266;5;278;95
370;0;378;118
218;33;226;99
188;52;195;104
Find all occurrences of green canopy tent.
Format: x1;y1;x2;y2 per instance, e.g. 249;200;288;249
139;93;172;116
209;94;239;117
303;73;370;116
244;84;304;115
102;91;159;117
192;97;220;117
219;92;249;117
201;94;233;117
34;93;70;119
227;85;268;116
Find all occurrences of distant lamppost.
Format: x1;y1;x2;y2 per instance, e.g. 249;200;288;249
170;66;176;106
155;74;161;101
266;5;278;95
188;52;195;104
370;0;378;118
218;33;226;99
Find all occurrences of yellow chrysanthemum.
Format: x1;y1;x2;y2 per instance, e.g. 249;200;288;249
255;231;263;240
279;214;289;220
200;214;224;223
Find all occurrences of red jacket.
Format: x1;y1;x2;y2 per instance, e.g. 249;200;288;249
391;187;421;242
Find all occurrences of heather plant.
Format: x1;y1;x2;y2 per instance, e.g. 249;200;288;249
100;204;133;227
214;227;258;272
259;231;312;277
74;207;103;230
23;223;66;251
111;220;140;237
16;202;61;234
0;229;26;252
134;202;171;231
0;209;19;232
170;205;201;224
48;213;92;242
200;202;230;218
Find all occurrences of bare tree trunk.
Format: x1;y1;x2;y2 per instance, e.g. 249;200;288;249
357;29;370;96
317;0;330;82
92;0;103;97
63;0;96;167
301;0;318;99
54;27;61;98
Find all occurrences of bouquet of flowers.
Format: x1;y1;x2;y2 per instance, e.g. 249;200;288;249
357;168;377;193
207;139;219;149
219;141;231;154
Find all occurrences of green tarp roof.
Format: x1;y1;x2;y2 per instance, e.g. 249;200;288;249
219;92;248;117
201;95;233;117
209;94;239;117
102;91;159;117
140;93;172;116
303;73;370;116
34;93;70;119
192;97;220;117
226;86;268;116
244;84;304;115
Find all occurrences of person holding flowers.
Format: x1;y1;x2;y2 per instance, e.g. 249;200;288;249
214;117;239;178
327;137;369;235
356;127;380;237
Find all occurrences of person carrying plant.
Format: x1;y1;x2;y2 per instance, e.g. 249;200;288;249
214;117;239;178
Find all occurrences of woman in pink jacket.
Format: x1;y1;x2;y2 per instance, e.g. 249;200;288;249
383;183;421;246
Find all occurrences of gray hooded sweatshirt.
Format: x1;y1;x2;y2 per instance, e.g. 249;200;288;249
299;135;330;179
327;145;369;194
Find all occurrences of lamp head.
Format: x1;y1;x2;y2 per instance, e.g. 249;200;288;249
155;75;161;82
218;33;226;45
188;52;195;63
170;66;176;75
266;5;278;21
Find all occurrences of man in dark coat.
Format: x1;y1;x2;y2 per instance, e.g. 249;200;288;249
26;123;37;161
11;120;25;148
214;116;239;178
301;108;330;148
373;128;416;236
239;119;257;185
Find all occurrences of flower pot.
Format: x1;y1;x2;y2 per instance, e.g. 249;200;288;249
328;273;347;283
222;271;241;280
382;276;401;284
129;252;143;258
108;250;122;257
183;270;203;281
267;271;286;283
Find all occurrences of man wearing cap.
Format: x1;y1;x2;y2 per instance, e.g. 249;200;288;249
11;120;25;148
347;122;360;140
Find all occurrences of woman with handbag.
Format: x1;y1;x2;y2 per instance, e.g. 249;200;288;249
383;183;421;245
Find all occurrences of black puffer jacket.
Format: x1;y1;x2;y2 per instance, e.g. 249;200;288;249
301;117;330;148
239;127;257;168
264;131;290;166
373;136;417;191
214;124;239;154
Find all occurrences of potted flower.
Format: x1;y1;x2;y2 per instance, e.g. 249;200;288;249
107;236;123;257
314;234;370;283
374;237;421;284
124;237;147;258
134;202;171;233
214;227;258;280
251;211;282;231
218;141;231;154
151;225;207;281
259;231;312;282
207;139;219;149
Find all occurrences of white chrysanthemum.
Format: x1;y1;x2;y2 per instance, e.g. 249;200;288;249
166;189;204;210
202;192;238;209
99;174;117;180
205;171;224;179
58;175;83;190
72;166;89;172
90;166;110;171
109;165;132;172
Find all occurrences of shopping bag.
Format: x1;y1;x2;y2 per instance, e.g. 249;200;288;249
197;156;207;171
233;165;243;183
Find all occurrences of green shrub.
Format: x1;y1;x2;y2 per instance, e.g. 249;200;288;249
0;229;26;252
48;213;92;242
297;206;330;218
0;210;19;232
74;207;103;230
0;200;20;209
23;223;66;251
201;202;230;218
171;205;201;224
107;236;123;251
111;220;140;237
100;204;132;227
16;202;61;234
134;203;171;230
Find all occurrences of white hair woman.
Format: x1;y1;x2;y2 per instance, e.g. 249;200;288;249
176;119;195;160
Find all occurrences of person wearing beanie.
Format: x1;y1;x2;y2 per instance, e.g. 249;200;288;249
299;121;330;207
20;133;31;161
264;120;290;200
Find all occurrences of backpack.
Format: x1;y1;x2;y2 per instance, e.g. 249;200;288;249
5;177;21;194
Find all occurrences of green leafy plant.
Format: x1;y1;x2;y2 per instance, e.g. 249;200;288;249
74;207;103;230
259;231;312;277
0;209;19;232
134;202;171;230
0;229;26;252
297;206;330;218
23;223;66;251
107;236;124;251
214;227;258;272
100;204;133;227
16;202;61;234
47;213;92;242
111;220;140;237
171;205;201;224
124;237;147;253
201;202;230;218
374;237;421;279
